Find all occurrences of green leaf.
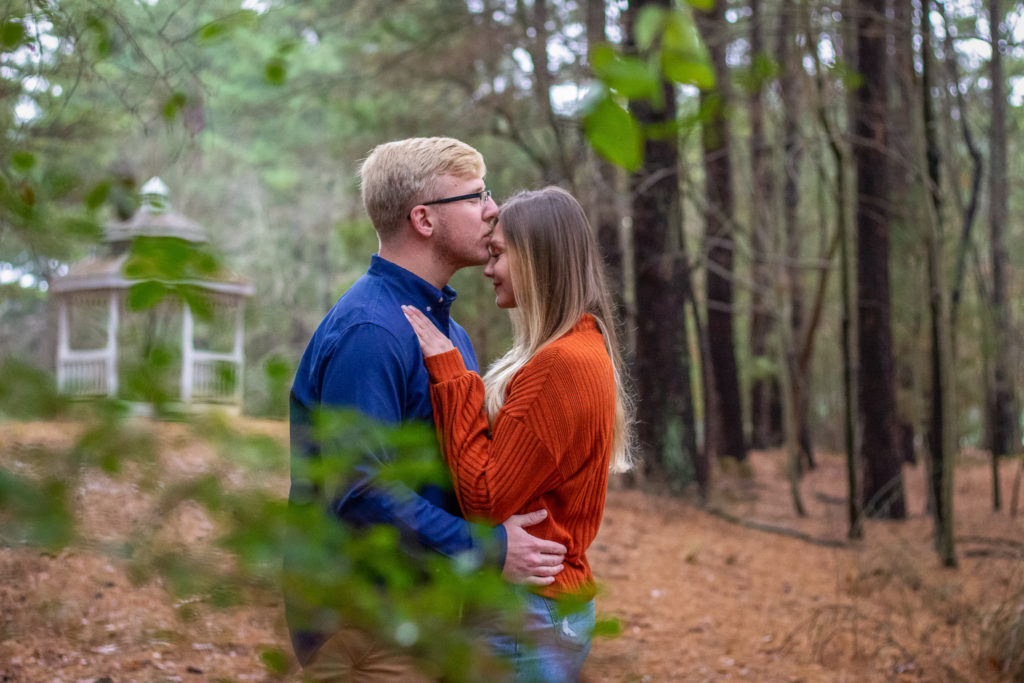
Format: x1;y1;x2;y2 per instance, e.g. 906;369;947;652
276;39;301;56
661;51;715;89
123;236;222;282
180;284;214;320
265;355;293;382
260;649;290;674
1;20;25;50
11;151;35;172
686;0;715;10
127;281;167;311
86;15;111;58
197;10;258;43
583;93;643;171
662;10;703;53
264;57;286;85
590;46;660;101
198;22;228;42
634;6;665;52
163;92;188;121
85;181;110;210
593;617;622;637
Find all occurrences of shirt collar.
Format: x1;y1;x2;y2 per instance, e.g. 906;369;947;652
368;254;458;317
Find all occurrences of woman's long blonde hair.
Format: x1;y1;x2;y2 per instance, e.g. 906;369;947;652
483;187;634;473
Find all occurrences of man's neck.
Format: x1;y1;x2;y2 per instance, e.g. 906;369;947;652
377;245;452;291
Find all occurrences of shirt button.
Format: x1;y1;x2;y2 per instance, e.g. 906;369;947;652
438;297;443;303
426;306;431;312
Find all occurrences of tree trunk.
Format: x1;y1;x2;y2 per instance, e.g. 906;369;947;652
937;0;984;330
585;0;625;310
810;1;860;536
626;0;700;493
854;0;906;519
777;0;813;472
921;0;957;567
695;1;747;464
987;0;1015;504
747;0;782;450
888;0;922;471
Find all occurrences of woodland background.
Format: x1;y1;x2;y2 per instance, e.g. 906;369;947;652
1;0;1023;680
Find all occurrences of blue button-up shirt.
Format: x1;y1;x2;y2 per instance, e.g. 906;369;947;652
290;255;505;558
288;256;506;663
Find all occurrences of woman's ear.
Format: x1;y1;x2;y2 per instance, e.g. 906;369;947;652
409;206;434;238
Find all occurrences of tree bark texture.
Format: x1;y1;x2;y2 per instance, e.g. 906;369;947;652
777;0;814;471
626;0;701;492
921;0;957;566
854;0;906;518
810;0;861;536
748;0;783;450
987;0;1016;476
696;1;747;463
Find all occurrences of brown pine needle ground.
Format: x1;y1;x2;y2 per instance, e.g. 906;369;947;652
1;419;1021;682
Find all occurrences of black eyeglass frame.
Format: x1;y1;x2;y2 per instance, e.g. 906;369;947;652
407;189;492;219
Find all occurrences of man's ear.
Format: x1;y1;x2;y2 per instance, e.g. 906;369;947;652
408;206;434;238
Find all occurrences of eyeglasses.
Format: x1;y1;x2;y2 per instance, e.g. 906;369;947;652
408;189;492;220
420;189;492;208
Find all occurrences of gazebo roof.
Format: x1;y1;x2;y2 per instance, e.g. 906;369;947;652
51;178;252;297
105;204;209;244
50;253;254;296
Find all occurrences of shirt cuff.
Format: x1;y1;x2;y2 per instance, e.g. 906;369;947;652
423;348;469;383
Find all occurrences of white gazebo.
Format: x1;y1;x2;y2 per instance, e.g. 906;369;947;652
50;178;254;411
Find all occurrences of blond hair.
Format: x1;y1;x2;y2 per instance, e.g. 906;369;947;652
359;137;486;244
484;187;634;473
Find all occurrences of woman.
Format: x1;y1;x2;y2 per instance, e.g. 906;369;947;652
402;186;633;681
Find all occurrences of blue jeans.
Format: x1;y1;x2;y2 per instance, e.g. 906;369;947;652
487;591;595;682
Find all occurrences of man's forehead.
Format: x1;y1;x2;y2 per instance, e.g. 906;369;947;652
438;173;484;189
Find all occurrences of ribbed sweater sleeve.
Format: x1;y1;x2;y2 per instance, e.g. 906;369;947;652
423;349;558;522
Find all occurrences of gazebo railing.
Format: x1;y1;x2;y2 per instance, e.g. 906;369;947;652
189;353;240;402
58;351;115;396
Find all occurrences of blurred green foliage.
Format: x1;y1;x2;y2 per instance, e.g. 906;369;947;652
583;2;713;170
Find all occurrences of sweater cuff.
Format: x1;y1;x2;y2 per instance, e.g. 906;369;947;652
423;348;469;383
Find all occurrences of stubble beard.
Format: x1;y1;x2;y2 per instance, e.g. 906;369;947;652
435;215;489;273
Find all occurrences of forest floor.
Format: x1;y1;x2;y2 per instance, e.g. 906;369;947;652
1;417;1022;682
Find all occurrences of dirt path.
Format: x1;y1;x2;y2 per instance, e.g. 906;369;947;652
1;419;1021;682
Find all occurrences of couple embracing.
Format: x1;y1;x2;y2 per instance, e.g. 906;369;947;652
288;137;634;682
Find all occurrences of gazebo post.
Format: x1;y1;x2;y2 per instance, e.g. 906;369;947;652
233;300;245;405
56;297;69;392
181;301;194;402
106;291;119;396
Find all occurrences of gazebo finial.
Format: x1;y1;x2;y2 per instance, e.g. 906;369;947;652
140;176;171;214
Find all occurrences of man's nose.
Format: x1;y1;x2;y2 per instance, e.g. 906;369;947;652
482;196;499;220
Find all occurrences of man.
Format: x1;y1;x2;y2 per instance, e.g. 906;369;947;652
288;137;566;680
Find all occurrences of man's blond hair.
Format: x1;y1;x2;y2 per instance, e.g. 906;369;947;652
359;137;486;244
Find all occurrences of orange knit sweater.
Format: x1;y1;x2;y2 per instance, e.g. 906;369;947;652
423;314;615;600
